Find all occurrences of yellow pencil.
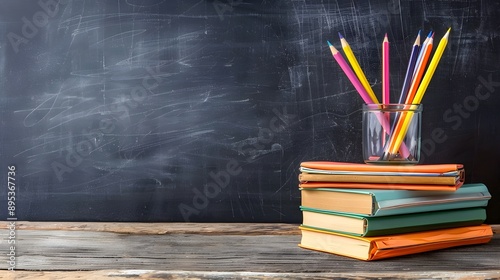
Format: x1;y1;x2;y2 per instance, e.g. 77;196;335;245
339;33;380;104
412;28;450;104
388;28;451;156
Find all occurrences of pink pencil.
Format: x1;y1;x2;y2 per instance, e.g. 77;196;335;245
327;41;373;104
327;40;411;158
382;34;390;104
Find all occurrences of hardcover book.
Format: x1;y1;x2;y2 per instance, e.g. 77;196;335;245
301;207;487;236
299;224;493;261
300;183;491;216
299;161;465;190
299;172;461;185
300;161;464;174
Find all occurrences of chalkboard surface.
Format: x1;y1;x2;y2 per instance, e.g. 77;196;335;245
1;0;499;223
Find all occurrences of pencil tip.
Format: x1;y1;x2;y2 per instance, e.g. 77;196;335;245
427;31;432;37
415;32;421;44
443;28;451;39
338;32;344;39
327;40;333;47
385;33;388;38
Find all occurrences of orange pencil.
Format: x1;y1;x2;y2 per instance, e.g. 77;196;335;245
387;29;451;157
405;32;434;104
381;32;434;160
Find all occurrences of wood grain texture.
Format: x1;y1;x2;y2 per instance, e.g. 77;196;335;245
0;223;499;277
1;222;496;234
0;223;498;279
1;270;500;280
0;222;301;235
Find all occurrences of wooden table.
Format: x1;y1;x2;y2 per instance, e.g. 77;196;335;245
0;222;499;279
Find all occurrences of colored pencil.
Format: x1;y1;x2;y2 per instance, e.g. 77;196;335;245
383;31;421;157
381;32;435;160
398;31;421;104
328;41;411;158
412;31;433;79
405;31;434;104
382;34;390;104
411;28;451;104
387;28;451;156
327;41;373;104
339;33;380;104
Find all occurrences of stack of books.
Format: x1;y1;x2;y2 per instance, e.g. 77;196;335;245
298;161;493;261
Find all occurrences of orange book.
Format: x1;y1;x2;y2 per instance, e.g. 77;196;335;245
301;161;464;174
298;173;460;185
299;161;464;191
299;181;462;191
299;224;493;261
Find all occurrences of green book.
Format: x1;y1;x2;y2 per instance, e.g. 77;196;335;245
300;183;491;216
301;206;487;237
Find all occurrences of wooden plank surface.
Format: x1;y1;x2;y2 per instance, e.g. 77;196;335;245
1;270;500;280
0;223;499;279
2;221;498;235
0;222;301;235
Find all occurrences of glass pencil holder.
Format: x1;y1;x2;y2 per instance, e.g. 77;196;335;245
362;103;422;164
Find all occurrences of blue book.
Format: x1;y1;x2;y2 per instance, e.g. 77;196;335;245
300;183;491;217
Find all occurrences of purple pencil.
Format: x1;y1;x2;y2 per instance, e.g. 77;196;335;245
398;31;421;104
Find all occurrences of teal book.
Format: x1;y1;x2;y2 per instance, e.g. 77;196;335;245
300;183;491;217
301;206;487;237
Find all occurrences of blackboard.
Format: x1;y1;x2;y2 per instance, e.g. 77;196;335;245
1;0;499;223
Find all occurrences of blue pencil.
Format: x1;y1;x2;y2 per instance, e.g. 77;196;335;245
398;31;421;104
